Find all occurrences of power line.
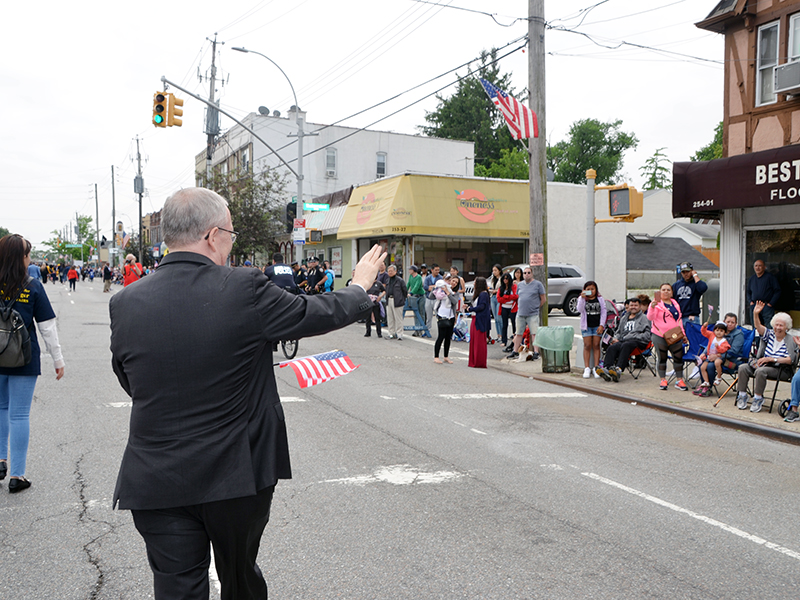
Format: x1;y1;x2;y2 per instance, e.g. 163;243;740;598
407;0;525;27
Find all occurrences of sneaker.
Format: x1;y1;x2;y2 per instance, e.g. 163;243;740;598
608;367;620;382
697;387;712;397
502;346;513;353
736;393;748;410
784;410;800;423
688;366;701;380
593;369;602;379
675;379;688;391
596;366;611;381
666;369;675;377
531;352;540;360
750;396;764;413
583;367;592;379
507;352;519;360
659;378;668;390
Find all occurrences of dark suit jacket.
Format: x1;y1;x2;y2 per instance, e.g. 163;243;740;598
109;251;372;510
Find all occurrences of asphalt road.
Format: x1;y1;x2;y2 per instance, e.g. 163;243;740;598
2;280;798;599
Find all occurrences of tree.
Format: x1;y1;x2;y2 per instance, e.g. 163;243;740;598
639;147;672;190
420;49;521;172
547;118;638;185
474;147;529;179
0;226;10;238
691;121;723;162
41;215;96;262
197;165;288;263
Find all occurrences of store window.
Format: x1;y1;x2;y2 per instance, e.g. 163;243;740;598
326;148;337;178
745;228;800;323
757;21;779;106
376;152;387;178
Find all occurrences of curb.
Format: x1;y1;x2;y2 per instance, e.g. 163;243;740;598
493;362;800;447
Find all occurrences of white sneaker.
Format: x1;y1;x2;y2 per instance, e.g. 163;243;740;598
687;366;700;380
583;367;591;379
593;369;602;379
666;369;675;377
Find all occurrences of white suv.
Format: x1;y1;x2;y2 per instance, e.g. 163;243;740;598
464;262;587;317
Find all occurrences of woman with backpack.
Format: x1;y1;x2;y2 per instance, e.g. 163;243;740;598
0;234;65;493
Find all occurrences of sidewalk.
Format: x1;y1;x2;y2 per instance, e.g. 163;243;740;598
487;342;800;445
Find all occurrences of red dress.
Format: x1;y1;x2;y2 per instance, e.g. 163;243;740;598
468;318;487;368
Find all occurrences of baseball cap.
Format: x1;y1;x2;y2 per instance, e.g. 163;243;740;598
679;262;692;272
421;263;427;268
244;260;252;266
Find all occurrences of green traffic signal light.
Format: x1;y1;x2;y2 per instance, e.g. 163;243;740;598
154;114;164;124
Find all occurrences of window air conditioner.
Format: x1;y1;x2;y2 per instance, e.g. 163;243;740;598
774;61;800;95
326;169;336;177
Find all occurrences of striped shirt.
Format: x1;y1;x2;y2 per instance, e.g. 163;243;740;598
764;330;789;360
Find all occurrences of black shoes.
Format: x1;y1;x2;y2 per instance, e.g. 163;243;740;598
364;332;371;337
0;460;6;480
8;477;31;494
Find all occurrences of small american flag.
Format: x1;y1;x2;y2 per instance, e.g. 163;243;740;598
479;78;538;140
280;350;359;389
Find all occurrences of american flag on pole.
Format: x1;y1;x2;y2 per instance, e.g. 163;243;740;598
280;350;359;389
479;78;538;140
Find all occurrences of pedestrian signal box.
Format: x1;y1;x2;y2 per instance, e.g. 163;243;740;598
608;185;643;220
153;92;167;127
308;229;322;244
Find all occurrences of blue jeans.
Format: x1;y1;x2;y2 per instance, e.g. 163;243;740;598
790;369;800;410
404;296;429;336
0;375;38;478
490;295;501;337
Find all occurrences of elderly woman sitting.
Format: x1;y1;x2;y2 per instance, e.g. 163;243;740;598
736;301;797;413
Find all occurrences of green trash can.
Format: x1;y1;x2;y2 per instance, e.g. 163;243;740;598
536;326;574;374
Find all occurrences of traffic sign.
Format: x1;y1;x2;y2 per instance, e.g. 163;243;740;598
303;202;330;211
292;228;306;244
293;218;306;228
65;244;82;248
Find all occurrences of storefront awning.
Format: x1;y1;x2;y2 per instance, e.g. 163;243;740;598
337;173;531;239
673;144;800;218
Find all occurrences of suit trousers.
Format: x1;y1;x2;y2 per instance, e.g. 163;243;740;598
386;302;404;338
131;485;275;600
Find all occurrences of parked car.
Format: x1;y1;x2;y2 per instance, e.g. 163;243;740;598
464;263;587;317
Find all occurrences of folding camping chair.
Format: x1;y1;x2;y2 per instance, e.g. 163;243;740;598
627;341;657;379
709;326;755;399
665;320;705;388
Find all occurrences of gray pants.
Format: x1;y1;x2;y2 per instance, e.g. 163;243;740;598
737;363;781;397
386;303;404;338
426;298;436;335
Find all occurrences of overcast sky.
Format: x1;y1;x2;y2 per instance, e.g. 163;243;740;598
3;0;723;248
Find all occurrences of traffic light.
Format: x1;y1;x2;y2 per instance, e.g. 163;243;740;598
608;185;643;219
285;201;297;233
152;92;167;127
308;229;322;244
167;93;183;127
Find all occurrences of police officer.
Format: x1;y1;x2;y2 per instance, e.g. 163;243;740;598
264;253;299;293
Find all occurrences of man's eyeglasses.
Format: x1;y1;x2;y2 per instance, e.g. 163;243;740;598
205;226;238;244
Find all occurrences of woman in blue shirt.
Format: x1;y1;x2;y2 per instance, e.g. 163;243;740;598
0;234;65;493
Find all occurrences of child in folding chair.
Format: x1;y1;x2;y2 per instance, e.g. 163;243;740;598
694;321;731;397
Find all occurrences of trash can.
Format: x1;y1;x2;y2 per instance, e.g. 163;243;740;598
536;326;574;373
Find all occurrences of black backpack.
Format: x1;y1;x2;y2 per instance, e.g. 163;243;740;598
0;279;32;368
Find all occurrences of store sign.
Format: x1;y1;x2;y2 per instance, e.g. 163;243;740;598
673;144;800;216
455;188;495;224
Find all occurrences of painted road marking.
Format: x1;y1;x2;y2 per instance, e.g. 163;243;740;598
104;402;132;408
323;464;462;486
583;472;800;562
439;392;586;399
281;396;306;402
470;428;487;435
380;395;397;400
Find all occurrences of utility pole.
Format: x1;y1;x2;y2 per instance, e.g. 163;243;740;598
528;0;548;324
201;34;223;181
134;136;144;263
94;183;99;265
111;165;116;268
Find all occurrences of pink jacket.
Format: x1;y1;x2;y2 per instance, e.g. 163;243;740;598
647;299;684;337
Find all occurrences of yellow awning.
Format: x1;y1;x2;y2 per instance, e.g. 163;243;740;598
336;174;531;239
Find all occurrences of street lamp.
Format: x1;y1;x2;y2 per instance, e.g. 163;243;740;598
232;46;307;264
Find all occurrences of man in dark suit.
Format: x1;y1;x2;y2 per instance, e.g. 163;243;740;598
109;187;384;600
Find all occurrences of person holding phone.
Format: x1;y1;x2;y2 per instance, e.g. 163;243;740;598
577;281;606;378
648;283;687;391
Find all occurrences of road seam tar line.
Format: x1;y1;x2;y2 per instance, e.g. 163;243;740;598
583;472;800;562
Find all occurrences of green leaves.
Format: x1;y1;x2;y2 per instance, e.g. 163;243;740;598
547;118;638;185
691;121;723;162
639;147;672;191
